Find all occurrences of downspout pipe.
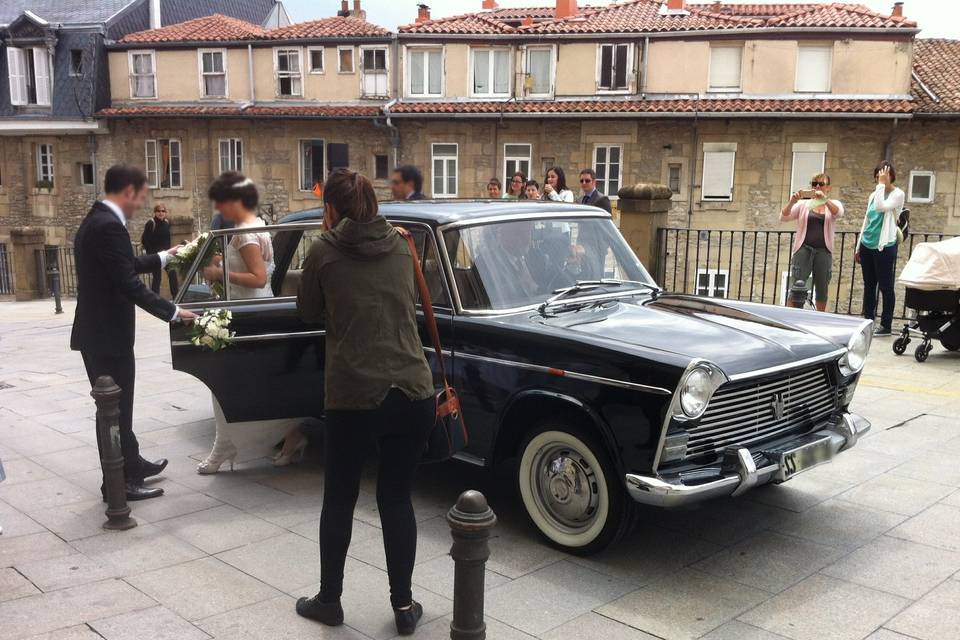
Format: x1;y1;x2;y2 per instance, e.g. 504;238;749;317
378;98;400;167
883;116;899;161
688;94;699;221
640;36;649;99
247;43;255;102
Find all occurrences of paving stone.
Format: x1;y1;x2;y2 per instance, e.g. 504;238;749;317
127;492;223;524
770;498;906;548
198;595;369;639
348;516;451;573
945;490;960;507
645;498;787;546
197;480;296;511
693;531;844;593
802;447;901;485
21;625;105;640
26;500;111;542
153;504;285;554
244;494;325;529
16;552;121;592
32;446;103;476
540;612;660;639
821;535;960;599
700;620;791;639
288;516;380;545
0;427;86;457
888;504;960;552
838;473;954;516
0;476;98;512
91;605;210;640
413;614;536;639
0;578;156;639
483;524;569;580
0;566;41;601
70;523;206;576
889;450;960;487
0;509;47;538
746;473;853;513
216;532;319;593
0;457;56;485
739;574;909;640
411;554;510;599
596;569;770;640
0;532;76;568
886;579;960;640
126;556;281;621
863;630;917;640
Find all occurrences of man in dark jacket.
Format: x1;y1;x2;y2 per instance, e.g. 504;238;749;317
71;165;197;500
578;168;612;214
141;204;179;297
390;165;426;200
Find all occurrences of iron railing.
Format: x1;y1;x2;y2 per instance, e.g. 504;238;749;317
0;243;13;295
40;243;151;297
656;228;957;321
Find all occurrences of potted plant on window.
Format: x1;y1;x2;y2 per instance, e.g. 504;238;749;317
35;179;54;193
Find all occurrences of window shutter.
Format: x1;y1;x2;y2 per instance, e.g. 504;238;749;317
7;48;27;106
599;45;612;89
702;151;736;200
796;46;832;92
614;44;629;90
709;47;741;90
790;151;825;193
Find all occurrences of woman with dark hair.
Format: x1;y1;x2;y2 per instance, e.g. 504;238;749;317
197;172;306;473
504;171;527;199
542;166;574;203
296;168;434;636
857;161;905;336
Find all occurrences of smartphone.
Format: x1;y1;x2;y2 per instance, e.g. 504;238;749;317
798;189;816;199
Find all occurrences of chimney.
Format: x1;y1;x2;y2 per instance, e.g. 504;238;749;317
892;2;904;17
482;0;499;9
353;0;365;19
667;0;686;11
416;4;431;23
149;0;161;28
522;15;534;26
555;0;578;19
340;0;349;13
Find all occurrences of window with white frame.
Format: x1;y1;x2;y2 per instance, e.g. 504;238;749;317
199;49;227;97
701;142;737;202
145;139;182;189
503;144;531;185
708;46;742;92
79;162;94;186
219;138;242;173
696;269;729;298
407;48;442;96
299;139;324;192
36;144;54;186
338;46;354;73
471;48;510;97
790;143;826;194
796;45;832;93
431;143;458;198
7;46;53;106
908;170;935;203
129;50;156;98
361;47;388;97
668;163;682;194
275;48;302;96
308;47;324;73
593;145;622;198
525;46;553;97
597;43;631;92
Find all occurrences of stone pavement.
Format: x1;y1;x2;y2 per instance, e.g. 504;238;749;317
1;300;959;640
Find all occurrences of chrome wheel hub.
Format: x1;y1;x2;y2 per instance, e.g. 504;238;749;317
531;444;600;533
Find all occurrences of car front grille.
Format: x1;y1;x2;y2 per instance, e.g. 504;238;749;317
684;366;837;459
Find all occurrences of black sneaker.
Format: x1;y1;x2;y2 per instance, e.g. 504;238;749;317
394;601;423;636
874;326;892;337
296;594;344;626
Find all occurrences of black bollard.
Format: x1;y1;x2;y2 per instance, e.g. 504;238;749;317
93;376;136;531
48;259;63;315
447;490;497;640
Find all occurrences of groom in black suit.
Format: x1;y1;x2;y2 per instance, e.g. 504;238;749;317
71;164;197;501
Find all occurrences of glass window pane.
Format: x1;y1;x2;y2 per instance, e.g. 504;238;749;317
310;50;323;71
446;159;456;195
410;51;424;94
205;75;225;96
428;50;442;94
493;50;509;94
433;144;457;156
529;49;550;94
473;50;489;94
433;159;443;194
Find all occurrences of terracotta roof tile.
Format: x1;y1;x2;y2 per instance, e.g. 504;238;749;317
763;3;916;28
267;16;391;39
118;14;267;44
400;12;518;34
97;105;381;118
519;0;762;34
689;3;817;17
389;97;913;116
912;39;960;114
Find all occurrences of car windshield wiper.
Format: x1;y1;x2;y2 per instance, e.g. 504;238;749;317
538;279;660;315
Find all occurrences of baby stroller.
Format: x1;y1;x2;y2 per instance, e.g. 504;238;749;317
892;235;960;362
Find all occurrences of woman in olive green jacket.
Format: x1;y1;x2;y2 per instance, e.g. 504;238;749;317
295;169;434;636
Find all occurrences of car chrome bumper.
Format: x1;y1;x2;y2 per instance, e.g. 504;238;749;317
625;412;871;508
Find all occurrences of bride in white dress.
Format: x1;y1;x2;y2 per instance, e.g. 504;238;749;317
197;172;307;474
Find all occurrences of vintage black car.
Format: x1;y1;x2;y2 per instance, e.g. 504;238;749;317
171;201;873;554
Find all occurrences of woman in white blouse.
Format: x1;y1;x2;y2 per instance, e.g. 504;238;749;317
541;166;574;203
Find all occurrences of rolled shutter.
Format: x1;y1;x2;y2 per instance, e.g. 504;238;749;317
702;151;736;201
7;47;27;106
614;44;629;90
33;48;52;106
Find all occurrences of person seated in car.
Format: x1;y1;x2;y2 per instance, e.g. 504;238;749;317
475;222;547;306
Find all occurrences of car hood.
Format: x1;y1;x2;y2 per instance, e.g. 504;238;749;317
534;294;846;378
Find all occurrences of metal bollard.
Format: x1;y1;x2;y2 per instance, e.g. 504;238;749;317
93;376;136;531
47;259;63;314
447;490;497;640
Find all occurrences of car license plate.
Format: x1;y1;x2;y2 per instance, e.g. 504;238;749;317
766;435;834;483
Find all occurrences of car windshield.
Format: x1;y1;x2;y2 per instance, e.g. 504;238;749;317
443;217;655;311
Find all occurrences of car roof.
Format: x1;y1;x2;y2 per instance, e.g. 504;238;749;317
278;199;611;227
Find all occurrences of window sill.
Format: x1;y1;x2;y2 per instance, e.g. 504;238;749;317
907;198;934;204
309;70;325;75
275;94;305;99
151;188;188;198
470;95;511;100
32;188;56;196
129;96;158;101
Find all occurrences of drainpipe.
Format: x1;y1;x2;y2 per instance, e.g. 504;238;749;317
640;36;649;98
247;44;256;102
687;95;700;221
378;98;400;167
883;116;899;161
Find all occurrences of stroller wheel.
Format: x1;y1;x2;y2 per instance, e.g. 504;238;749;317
915;342;932;363
893;337;909;355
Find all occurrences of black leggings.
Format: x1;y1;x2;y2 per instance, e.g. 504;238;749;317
319;389;434;609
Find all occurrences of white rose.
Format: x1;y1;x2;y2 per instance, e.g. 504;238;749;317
218;328;230;340
201;335;216;348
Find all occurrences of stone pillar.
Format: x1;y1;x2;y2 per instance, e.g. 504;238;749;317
168;216;196;246
10;227;46;301
616;184;672;282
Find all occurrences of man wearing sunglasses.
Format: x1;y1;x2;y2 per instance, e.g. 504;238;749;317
141;203;179;296
578;168;612;214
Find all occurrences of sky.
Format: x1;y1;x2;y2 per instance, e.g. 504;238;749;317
282;0;960;38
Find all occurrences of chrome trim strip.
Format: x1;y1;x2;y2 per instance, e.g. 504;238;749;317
725;348;847;382
436;210;609;234
455;351;670;395
171;329;325;347
452;451;486;467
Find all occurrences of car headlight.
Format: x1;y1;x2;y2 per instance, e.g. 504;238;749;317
839;324;872;376
675;364;724;420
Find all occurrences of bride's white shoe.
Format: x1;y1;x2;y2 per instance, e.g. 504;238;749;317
272;438;307;467
197;442;239;475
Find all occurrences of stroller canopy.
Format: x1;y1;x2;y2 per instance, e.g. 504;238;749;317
899;236;960;290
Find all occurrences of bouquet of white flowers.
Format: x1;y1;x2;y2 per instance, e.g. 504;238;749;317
169;232;225;298
189;309;234;351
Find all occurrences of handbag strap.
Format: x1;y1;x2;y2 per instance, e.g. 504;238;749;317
395;227;451;387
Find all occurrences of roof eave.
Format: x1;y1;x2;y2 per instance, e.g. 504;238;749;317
398;26;920;40
109;35;395;49
388;110;913;119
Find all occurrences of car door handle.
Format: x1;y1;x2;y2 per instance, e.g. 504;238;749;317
172;329;325;347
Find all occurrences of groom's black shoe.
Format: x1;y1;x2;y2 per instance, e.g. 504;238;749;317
139;458;168;479
101;481;164;502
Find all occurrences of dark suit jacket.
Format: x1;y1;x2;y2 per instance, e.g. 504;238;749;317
70;202;177;354
582;190;612;214
407;192;426;201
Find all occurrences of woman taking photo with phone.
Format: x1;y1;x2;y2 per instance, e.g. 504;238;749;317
780;172;844;311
